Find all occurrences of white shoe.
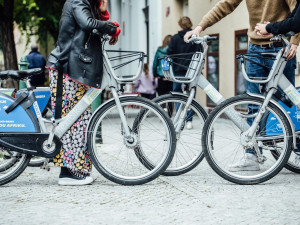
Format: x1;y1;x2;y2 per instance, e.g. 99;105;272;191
58;176;94;186
228;153;260;172
294;154;300;166
186;121;193;130
58;168;95;186
163;108;168;113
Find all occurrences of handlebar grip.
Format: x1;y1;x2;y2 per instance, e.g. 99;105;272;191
207;36;218;41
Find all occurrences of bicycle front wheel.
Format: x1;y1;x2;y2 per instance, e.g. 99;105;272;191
202;94;293;185
87;96;176;185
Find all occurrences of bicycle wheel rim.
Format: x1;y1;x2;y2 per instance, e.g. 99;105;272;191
155;96;206;174
204;97;292;183
89;98;175;184
0;150;17;172
0;151;30;184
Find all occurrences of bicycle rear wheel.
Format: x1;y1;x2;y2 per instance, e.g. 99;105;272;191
202;94;293;185
145;94;208;176
0;148;31;185
260;112;300;174
87;96;176;185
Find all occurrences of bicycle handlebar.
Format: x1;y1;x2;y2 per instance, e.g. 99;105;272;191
270;31;295;46
187;35;219;44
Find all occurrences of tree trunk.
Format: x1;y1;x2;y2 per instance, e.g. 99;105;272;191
0;0;19;89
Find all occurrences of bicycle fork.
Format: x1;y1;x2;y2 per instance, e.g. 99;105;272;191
241;89;276;162
110;88;133;142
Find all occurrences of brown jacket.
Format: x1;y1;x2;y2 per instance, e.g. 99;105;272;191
199;0;300;45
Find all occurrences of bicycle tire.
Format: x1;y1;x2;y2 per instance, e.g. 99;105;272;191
0;152;31;185
0;150;18;172
135;94;207;176
260;111;300;174
202;94;293;185
87;96;176;185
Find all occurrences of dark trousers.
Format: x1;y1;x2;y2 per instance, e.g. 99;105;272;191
173;79;194;122
246;42;297;154
156;78;173;96
141;93;156;100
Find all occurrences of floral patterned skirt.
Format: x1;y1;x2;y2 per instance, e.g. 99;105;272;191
49;69;92;174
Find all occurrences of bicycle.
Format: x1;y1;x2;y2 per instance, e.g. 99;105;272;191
0;34;176;186
146;35;219;176
202;32;298;184
144;34;300;176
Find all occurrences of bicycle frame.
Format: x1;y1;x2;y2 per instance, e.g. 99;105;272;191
30;46;144;149
225;34;300;160
164;37;247;134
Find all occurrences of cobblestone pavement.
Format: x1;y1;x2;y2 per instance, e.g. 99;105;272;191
1;159;300;225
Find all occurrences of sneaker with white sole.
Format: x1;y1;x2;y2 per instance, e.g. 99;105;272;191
228;153;260;172
294;154;300;167
58;167;94;186
186;121;193;130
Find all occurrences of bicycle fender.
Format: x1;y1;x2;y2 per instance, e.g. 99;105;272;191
86;94;138;133
169;92;190;98
248;93;297;150
0;93;40;133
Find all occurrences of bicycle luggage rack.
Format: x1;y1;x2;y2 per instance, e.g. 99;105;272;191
106;50;146;83
160;52;203;84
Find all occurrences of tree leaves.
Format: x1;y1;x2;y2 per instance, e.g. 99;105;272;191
14;0;65;46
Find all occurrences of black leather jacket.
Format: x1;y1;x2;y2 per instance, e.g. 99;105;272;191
46;0;116;88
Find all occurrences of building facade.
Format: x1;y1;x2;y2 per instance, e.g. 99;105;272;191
157;0;300;107
3;0;300;106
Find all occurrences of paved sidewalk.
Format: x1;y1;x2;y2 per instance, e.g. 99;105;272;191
1;160;300;225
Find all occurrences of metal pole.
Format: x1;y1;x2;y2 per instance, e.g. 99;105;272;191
18;56;28;90
92;94;102;144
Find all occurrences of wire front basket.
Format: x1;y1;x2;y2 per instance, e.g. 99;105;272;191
159;52;203;83
106;50;146;83
236;53;277;84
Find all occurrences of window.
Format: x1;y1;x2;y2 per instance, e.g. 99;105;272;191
235;29;248;95
206;34;219;106
183;0;189;16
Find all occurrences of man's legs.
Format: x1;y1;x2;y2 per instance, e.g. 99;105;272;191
173;81;194;127
229;42;297;171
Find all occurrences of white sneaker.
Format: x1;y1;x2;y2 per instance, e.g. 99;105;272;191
163;108;168;113
58;176;94;186
58;168;95;186
294;154;300;167
228;153;260;172
186;121;193;130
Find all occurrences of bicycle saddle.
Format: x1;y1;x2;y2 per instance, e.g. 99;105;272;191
0;68;42;80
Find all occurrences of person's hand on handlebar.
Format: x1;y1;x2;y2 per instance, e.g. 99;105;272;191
287;44;298;60
184;26;203;42
108;21;121;45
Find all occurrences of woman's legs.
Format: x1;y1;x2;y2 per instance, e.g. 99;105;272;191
49;69;93;185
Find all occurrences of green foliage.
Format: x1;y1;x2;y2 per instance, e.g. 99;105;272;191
14;0;65;46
